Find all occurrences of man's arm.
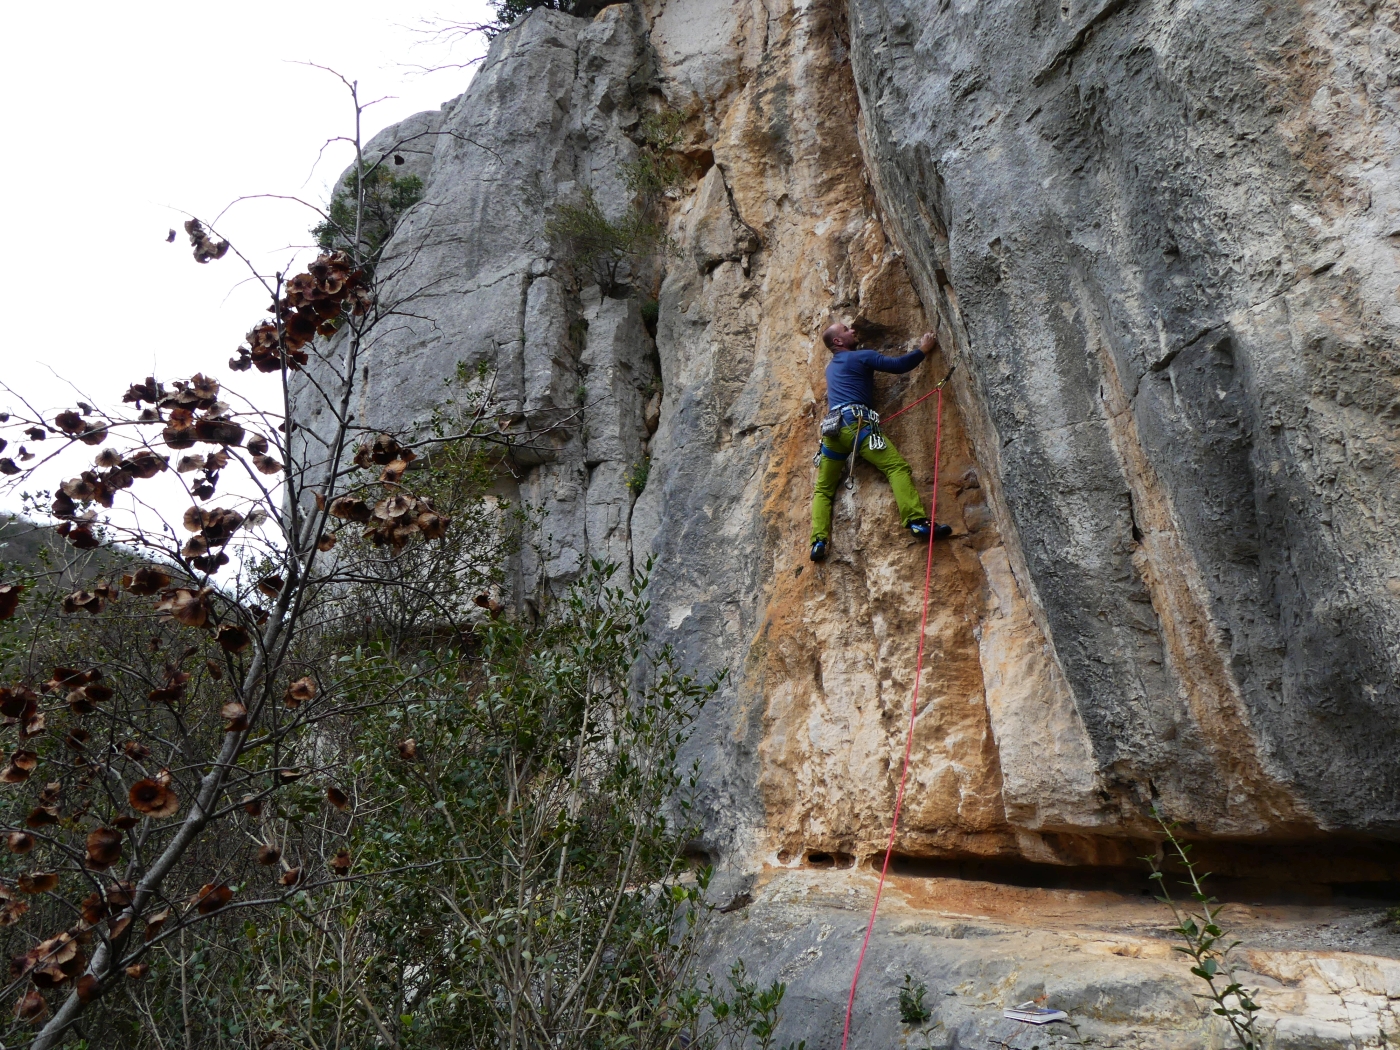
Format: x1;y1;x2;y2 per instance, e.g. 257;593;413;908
865;332;937;374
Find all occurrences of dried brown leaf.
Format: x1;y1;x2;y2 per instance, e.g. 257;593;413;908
85;827;122;869
122;566;172;595
0;584;22;619
79;892;108;924
128;779;179;818
329;496;372;523
143;907;170;941
13;989;47;1023
17;872;58;894
75;974;101;1002
60;589;105;616
215;623;251;653
25;806;58;828
154;587;212;628
184;219;229;264
283;676;316;708
193;883;232;915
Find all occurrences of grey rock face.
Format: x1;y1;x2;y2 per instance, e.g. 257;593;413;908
848;0;1400;833
309;7;659;600
308;0;1400;863
319;0;1400;858
295;3;1400;1044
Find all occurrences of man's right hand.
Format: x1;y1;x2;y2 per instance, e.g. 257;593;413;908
919;331;938;355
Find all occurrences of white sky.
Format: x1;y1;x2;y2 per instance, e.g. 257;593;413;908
0;0;492;522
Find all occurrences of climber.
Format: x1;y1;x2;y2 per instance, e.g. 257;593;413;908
809;323;952;562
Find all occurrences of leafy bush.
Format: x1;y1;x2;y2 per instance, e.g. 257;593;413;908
488;0;611;31
546;188;668;295
547;106;686;296
223;559;795;1049
312;162;424;270
623;109;687;200
898;974;932;1026
628;456;652;496
1146;810;1264;1050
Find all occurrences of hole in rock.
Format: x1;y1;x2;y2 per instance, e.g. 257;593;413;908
851;317;897;348
805;850;855;869
684;148;715;177
879;835;1400;906
684;845;714;869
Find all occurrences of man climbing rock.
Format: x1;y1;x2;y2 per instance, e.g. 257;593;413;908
809;322;952;562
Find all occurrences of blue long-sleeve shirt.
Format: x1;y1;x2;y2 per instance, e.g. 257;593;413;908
824;347;925;410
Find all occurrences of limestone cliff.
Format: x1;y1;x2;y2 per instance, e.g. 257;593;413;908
313;1;1400;1044
848;0;1400;842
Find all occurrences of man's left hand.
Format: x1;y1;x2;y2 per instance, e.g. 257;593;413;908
919;331;938;355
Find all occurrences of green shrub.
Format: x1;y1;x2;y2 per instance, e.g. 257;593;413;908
546;106;686;295
624;109;687;199
1146;810;1264;1050
628;455;652;496
488;0;610;30
312;162;424;269
898;975;932;1026
546;188;668;295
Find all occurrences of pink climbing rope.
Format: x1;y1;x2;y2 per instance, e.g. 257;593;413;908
839;376;947;1050
880;383;941;424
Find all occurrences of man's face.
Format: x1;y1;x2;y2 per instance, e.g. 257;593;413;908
827;323;858;351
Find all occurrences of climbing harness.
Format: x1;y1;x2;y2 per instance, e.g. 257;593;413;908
839;363;955;1050
814;403;888;490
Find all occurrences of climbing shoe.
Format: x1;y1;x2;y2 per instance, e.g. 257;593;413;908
810;539;829;562
908;520;953;541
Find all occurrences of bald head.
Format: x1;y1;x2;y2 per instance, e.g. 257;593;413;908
823;322;858;352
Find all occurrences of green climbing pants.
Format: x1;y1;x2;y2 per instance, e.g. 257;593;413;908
810;419;926;543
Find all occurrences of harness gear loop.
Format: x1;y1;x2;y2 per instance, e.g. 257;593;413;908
839;378;948;1050
814;404;885;490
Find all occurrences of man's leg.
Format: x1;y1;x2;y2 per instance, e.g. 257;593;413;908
810;429;854;543
860;434;927;527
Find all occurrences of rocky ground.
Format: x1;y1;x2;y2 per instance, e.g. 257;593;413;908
707;866;1400;1049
